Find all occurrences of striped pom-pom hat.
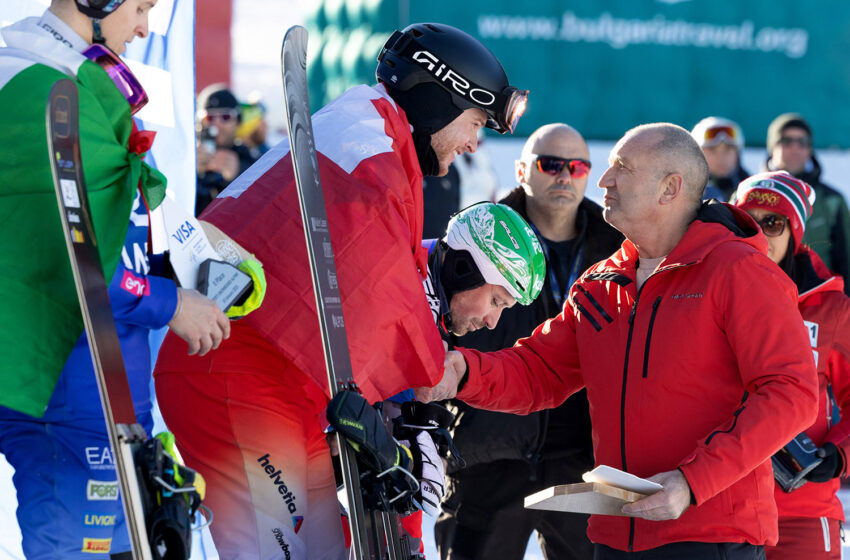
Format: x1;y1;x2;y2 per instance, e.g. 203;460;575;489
732;171;816;250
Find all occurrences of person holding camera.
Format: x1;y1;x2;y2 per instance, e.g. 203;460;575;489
195;84;257;213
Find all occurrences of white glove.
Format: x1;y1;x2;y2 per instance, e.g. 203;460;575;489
411;431;444;516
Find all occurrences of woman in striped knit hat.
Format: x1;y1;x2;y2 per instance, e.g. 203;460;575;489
734;170;850;560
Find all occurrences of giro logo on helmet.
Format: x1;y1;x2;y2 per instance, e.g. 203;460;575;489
411;50;496;107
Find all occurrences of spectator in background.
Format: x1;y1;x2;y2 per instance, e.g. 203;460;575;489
195;83;257;213
237;92;270;160
764;113;850;294
691;116;749;202
733;171;850;560
434;123;623;560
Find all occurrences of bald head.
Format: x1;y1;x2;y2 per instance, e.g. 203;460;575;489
620;123;709;206
521;123;587;162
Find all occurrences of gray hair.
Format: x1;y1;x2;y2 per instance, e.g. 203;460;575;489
625;123;709;205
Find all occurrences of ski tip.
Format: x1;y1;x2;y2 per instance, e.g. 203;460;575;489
283;25;307;46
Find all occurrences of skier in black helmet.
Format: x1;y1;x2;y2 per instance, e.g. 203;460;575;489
0;1;232;557
154;22;528;559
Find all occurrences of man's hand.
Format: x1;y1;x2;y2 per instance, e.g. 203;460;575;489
621;469;691;521
414;350;467;402
168;288;231;356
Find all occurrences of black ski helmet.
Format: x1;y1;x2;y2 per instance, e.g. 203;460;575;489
74;0;126;20
376;23;528;135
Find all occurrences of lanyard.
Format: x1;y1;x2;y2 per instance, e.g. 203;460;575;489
529;222;584;308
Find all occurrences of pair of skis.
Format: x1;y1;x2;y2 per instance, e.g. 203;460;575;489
281;26;413;560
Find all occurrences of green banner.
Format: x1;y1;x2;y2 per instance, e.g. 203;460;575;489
308;0;850;148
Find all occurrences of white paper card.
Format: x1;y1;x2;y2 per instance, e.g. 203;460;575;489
582;465;663;495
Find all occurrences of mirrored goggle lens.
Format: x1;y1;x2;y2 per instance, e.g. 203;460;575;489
703;125;739;146
82;44;148;115
501;89;528;134
535;156;591;179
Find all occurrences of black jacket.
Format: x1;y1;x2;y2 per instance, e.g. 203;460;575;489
446;187;624;474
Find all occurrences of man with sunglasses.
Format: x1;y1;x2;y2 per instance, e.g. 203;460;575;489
691;117;750;202
765;113;850;295
195;84;259;213
154;22;528;559
435;123;622;560
421;123;819;560
0;1;236;558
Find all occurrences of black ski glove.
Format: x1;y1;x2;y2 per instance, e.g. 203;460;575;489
805;443;844;483
326;391;419;514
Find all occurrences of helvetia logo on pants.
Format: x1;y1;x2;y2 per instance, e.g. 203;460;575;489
257;453;298;513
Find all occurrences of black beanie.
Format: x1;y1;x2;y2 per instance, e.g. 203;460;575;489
767;113;812;151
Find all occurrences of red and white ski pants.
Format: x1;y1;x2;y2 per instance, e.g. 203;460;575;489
155;326;348;560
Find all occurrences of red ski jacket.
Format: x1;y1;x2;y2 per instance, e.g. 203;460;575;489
186;84;445;403
456;203;818;551
773;246;850;521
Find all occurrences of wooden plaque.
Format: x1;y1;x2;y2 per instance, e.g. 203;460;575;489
524;482;648;516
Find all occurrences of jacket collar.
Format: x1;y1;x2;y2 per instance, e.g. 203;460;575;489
602;201;766;275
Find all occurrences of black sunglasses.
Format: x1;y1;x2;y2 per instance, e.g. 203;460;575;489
533;155;591;179
754;214;787;237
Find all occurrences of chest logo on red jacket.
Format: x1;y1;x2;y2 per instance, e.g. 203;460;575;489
670;292;703;300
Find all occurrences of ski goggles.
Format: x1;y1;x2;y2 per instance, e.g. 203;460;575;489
82;44;148;115
700;124;742;148
533;155;591;179
753;214;787;237
489;87;528;135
